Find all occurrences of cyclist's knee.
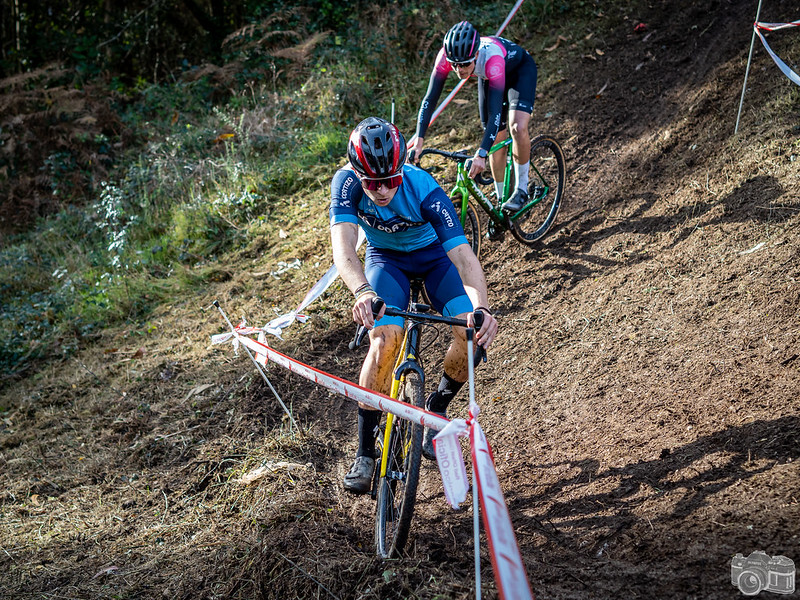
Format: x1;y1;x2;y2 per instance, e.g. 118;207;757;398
509;121;529;140
449;320;469;347
367;325;402;358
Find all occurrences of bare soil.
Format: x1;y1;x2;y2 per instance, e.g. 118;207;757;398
2;0;799;598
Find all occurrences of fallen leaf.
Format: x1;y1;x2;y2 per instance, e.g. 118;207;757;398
213;132;235;144
184;384;214;402
92;566;120;579
279;229;288;239
596;48;605;56
545;35;568;52
634;23;648;33
238;462;313;484
740;242;766;255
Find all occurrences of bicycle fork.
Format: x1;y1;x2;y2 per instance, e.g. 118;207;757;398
377;322;425;481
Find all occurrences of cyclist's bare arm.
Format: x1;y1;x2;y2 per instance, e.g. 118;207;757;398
446;243;498;348
331;222;381;328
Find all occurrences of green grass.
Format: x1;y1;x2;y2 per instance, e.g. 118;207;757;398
0;0;599;384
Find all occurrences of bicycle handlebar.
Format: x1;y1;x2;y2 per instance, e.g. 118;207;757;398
416;148;494;187
350;296;488;363
417;148;472;162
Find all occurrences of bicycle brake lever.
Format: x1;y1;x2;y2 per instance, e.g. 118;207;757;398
349;297;385;350
350;325;369;350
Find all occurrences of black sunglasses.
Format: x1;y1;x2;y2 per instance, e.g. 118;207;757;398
447;57;475;68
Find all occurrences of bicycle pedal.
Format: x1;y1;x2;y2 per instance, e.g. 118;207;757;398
486;225;505;241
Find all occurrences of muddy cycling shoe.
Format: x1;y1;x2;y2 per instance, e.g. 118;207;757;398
422;411;447;461
502;188;529;213
343;455;375;494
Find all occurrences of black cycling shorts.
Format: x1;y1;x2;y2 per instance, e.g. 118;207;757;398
479;51;538;131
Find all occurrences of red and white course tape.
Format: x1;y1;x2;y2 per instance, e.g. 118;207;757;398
755;19;800;86
212;323;534;600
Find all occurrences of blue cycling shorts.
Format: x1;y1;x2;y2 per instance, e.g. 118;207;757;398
364;243;473;328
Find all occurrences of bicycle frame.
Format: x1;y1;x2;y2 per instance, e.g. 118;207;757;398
450;137;551;226
378;303;425;479
375;281;478;478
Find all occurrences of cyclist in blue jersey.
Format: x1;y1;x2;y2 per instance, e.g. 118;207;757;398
408;21;538;214
331;117;498;493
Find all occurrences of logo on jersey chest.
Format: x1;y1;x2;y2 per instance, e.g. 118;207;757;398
359;206;424;234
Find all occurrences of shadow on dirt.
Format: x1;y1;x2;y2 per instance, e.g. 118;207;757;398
505;173;790;305
511;415;798;551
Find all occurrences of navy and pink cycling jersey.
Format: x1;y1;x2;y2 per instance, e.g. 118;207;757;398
329;163;468;253
416;36;533;153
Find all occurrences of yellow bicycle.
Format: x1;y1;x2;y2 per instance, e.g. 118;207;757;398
351;279;485;558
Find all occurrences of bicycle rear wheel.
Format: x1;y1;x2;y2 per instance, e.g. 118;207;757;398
375;372;424;558
452;194;482;259
510;135;566;245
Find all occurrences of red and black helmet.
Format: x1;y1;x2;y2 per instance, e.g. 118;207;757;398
443;21;479;63
347;117;407;179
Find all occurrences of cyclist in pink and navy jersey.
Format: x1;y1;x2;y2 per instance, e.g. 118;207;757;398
409;21;538;214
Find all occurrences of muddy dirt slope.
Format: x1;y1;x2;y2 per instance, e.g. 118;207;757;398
1;0;799;598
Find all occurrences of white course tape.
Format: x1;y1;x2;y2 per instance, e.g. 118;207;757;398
755;20;800;86
220;326;449;431
471;419;534;600
260;229;366;339
434;418;471;508
214;324;534;600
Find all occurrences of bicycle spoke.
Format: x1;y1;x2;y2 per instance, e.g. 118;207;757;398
452;195;482;259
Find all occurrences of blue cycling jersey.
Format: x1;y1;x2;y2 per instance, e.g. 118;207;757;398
329;164;468;253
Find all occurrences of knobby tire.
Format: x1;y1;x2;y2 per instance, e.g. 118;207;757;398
510;135;566;245
375;372;424;558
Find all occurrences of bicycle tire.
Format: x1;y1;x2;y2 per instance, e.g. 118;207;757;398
510;135;566;245
452;194;482;258
375;372;424;558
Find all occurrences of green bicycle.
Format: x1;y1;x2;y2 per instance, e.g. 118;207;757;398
418;134;566;258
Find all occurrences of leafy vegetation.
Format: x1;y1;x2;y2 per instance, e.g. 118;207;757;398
0;0;579;383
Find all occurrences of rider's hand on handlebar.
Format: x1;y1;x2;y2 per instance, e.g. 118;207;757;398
468;308;498;349
353;292;384;329
408;137;424;165
468;155;487;179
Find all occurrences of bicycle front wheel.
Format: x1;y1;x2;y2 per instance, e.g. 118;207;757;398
452;194;482;259
375;372;424;558
510;135;566;245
